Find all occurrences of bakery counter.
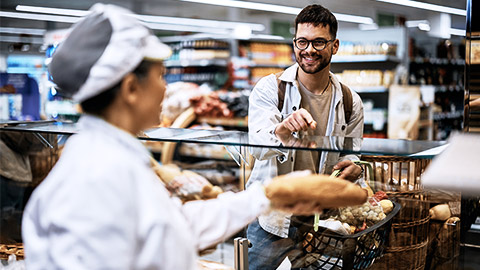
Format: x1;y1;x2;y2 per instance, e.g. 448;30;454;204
1;120;453;269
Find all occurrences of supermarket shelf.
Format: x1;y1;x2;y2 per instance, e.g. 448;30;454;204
179;145;232;160
351;86;388;93
164;59;228;67
332;54;400;63
408;85;464;92
433;111;463;121
435;85;464;92
411;57;465;66
196;117;248;127
468;127;480;132
249;63;292;69
159;33;231;43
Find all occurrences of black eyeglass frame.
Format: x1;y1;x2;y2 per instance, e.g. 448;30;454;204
293;38;336;51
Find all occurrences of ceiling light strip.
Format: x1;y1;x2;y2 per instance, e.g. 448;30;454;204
450;28;466;36
0;11;80;23
334;13;374;25
180;0;375;24
137;14;264;31
375;0;466;16
181;0;300;14
405;20;429;28
16;5;90;16
16;5;264;31
143;22;230;34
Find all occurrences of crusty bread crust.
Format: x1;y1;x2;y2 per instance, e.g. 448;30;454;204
265;174;367;208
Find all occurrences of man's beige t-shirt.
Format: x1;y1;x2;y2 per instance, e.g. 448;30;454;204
293;78;333;173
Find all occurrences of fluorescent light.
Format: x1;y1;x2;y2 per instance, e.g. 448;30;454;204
181;0;301;14
418;23;431;32
16;5;264;31
0;27;46;35
0;11;80;23
376;0;466;16
180;0;375;24
250;34;285;40
137;14;264;31
405;20;430;31
143;22;230;35
334;14;374;25
16;5;90;16
405;20;428;27
450;28;466;36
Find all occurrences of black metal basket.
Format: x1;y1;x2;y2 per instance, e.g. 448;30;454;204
290;202;401;270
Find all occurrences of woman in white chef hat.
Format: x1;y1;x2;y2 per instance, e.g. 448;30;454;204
22;4;366;269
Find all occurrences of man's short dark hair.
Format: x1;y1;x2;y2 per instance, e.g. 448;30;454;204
80;60;154;115
295;4;338;40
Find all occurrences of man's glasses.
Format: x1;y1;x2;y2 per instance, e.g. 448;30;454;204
293;38;335;51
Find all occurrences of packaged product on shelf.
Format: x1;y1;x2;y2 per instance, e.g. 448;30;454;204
218;90;250;118
337;70;394;87
472;40;480;64
190;92;234;118
388;85;421;139
251;67;284;84
248;42;293;65
168;39;231;61
160;82;212;127
336;41;397;56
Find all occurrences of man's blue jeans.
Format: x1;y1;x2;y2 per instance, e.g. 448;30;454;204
246;218;299;270
247;218;339;270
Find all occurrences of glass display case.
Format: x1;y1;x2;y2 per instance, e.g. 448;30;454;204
1;120;456;269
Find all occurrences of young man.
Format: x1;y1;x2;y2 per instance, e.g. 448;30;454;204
247;4;365;269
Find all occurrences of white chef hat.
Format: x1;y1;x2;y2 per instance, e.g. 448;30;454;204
49;3;172;103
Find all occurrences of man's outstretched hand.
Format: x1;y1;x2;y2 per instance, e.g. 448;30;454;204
275;108;317;134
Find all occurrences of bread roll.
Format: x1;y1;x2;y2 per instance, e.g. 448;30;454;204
430;204;451;221
380;199;394;214
265;174;368;208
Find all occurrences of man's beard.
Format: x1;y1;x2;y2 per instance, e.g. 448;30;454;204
296;51;332;74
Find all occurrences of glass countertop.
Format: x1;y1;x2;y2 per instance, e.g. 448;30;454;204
0;121;448;158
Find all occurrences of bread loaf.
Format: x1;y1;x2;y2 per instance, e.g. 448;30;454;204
265;174;368;208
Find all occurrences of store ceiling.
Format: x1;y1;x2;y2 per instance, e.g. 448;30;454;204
0;0;468;53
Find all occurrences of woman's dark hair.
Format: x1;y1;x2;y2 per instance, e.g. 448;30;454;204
294;4;338;40
80;60;154;115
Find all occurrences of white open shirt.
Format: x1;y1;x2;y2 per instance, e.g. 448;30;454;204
22;115;269;269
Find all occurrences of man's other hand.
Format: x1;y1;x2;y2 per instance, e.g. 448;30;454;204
333;160;363;181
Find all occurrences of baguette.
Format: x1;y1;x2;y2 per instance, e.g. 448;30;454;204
265;174;368;209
